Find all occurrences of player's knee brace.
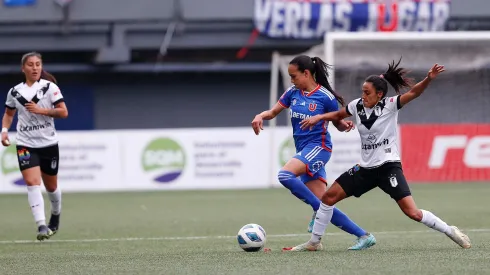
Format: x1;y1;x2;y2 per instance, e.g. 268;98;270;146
277;170;296;187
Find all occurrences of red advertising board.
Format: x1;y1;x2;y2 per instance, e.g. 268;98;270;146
401;124;490;182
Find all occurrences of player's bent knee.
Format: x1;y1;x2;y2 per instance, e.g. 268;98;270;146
402;208;423;221
321;189;338;206
277;170;295;186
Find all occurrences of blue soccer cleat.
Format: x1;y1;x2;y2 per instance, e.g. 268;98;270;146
348;233;376;250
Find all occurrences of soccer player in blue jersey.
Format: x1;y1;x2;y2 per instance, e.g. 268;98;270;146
251;55;375;250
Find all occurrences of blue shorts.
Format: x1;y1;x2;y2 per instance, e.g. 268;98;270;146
294;144;332;184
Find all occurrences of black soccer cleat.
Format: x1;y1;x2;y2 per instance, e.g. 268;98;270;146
48;214;60;235
37;225;53;241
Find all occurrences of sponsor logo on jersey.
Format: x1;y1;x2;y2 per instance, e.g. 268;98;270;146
362;139;389;150
19;122;53;132
289;111;312;120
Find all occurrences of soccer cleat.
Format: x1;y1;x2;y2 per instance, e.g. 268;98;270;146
36;225;53;241
446;226;471;249
348;233;377;250
48;214;60;235
282;241;323;252
307;211;316;233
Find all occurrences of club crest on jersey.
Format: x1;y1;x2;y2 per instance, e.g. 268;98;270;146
308;103;317;112
374;106;383;116
36;90;45;99
389;174;398;187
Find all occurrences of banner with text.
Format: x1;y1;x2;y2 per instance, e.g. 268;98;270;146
121;128;270;190
400;124;490;182
0;131;122;193
254;0;451;39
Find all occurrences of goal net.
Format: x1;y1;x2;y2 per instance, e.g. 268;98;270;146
269;31;490;184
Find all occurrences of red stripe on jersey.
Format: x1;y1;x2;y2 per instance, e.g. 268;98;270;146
278;100;289;108
306;85;321;97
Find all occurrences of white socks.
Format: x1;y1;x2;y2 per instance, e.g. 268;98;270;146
420;209;451;234
310;203;335;243
47;188;62;215
27;185;45;227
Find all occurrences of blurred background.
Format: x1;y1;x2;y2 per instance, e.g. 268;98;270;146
0;0;488;190
0;2;489;273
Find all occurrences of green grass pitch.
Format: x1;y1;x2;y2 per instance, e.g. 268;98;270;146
0;183;489;274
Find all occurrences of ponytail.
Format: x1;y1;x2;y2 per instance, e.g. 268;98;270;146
311;57;345;106
41;70;57;84
365;57;414;98
380;58;413;95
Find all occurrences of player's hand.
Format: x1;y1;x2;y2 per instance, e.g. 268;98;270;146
251;115;264;135
25;102;45;115
1;132;10;147
300;114;323;131
342;120;355;132
427;64;445;80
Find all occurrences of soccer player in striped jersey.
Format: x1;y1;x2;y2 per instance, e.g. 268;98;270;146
252;55;375;250
285;59;471;251
2;52;68;241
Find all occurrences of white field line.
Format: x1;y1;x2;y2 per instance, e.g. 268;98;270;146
0;228;488;245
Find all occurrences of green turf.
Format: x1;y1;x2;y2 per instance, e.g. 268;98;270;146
0;183;489;274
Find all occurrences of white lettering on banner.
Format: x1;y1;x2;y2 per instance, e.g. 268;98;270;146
398;1;416;31
334;3;352;32
254;1;451;39
432;2;451;31
144;150;184;167
428;136;490;169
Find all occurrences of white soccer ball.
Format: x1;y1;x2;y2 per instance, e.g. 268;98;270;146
237;223;266;252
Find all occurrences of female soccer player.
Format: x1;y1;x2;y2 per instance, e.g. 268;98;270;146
2;52;68;241
252;55;375;250
285;59;471;251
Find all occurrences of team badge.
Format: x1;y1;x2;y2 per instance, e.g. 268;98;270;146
308;103;317;112
389;174;398;187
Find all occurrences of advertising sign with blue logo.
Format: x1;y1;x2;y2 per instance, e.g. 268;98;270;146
254;0;451;39
4;0;35;7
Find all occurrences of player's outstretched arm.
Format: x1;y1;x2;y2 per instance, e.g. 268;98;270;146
300;108;351;131
399;64;445;108
251;102;286;135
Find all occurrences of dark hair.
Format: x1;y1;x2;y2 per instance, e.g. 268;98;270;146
289;55;345;106
365;57;413;98
21;52;58;84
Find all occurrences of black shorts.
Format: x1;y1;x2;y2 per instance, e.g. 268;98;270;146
336;162;411;202
16;144;59;176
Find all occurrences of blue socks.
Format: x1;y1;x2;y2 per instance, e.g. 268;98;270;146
278;170;320;211
331;208;367;237
278;170;367;238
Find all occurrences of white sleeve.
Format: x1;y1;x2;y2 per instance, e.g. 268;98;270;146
5;88;16;109
384;95;402;112
345;99;358;117
47;83;64;105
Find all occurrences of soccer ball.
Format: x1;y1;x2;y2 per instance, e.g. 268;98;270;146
237;223;266;252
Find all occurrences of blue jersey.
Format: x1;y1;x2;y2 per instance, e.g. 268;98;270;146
278;85;339;152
